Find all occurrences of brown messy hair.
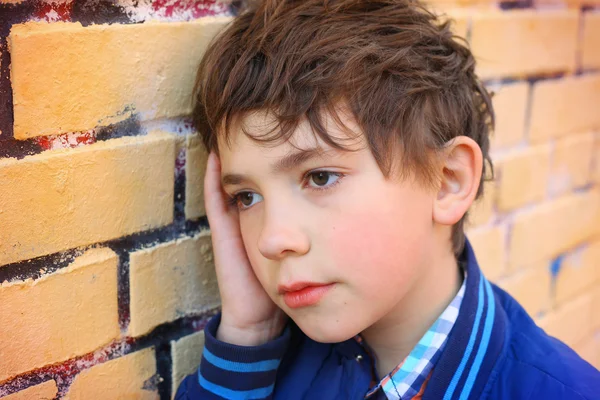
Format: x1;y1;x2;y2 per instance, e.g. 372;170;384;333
192;0;495;256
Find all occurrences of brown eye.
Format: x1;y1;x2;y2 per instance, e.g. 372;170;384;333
234;191;263;210
239;192;254;206
311;171;330;186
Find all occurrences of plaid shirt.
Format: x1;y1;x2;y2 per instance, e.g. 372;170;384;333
359;275;467;400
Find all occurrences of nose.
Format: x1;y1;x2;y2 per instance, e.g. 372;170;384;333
257;202;310;261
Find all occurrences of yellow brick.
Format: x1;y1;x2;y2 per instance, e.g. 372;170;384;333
439;9;470;41
496;145;551;212
427;0;504;11
498;262;551;317
554;242;600;307
466;225;505;281
489;82;529;149
594;134;600;184
537;292;593;348
0;131;175;266
529;74;600;143
128;231;220;337
582;12;600;70
185;134;208;220
534;0;583;7
171;331;205;397
8;17;232;139
594;287;600;330
574;336;600;370
0;248;119;382
468;180;496;227
3;380;57;400
508;190;600;268
65;348;158;400
470;10;578;79
550;132;595;196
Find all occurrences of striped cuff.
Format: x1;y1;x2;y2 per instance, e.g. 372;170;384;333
198;313;291;400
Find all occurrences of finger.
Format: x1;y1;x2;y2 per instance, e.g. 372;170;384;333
204;152;242;242
204;152;228;217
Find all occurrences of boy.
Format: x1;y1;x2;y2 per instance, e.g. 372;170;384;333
176;0;600;398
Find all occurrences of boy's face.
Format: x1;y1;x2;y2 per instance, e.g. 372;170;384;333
219;111;438;343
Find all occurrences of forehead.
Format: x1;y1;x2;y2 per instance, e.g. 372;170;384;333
218;109;366;160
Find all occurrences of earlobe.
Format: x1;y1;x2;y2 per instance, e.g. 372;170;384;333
433;137;483;226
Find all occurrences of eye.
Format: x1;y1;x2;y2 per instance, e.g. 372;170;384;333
306;171;342;188
231;191;263;210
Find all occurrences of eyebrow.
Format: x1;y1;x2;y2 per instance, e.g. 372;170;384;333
221;147;326;187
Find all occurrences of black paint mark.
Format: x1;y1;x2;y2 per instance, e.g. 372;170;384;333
70;0;131;26
132;313;213;352
95;113;142;141
115;250;132;332
499;0;533;10
0;113;142;160
526;72;566;86
0;213;205;283
0;248;85;284
0;136;42;159
154;343;172;399
0;2;35;37
174;161;187;227
229;0;244;15
0;311;216;398
142;371;162;392
0;37;14;141
102;218;206;331
128;313;216;398
0;1;35;140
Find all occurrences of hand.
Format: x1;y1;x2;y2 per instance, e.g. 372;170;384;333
204;152;288;346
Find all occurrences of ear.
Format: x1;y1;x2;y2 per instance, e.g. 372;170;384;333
433;136;483;226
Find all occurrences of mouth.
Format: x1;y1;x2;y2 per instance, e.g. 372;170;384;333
278;282;335;309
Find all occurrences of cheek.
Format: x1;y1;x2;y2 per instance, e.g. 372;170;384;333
238;213;282;294
239;215;269;273
326;189;433;288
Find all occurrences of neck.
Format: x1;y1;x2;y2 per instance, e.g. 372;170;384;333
360;239;463;378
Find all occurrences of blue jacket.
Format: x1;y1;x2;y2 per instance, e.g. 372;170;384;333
176;240;600;399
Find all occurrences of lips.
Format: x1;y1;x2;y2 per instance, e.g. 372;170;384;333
278;282;334;309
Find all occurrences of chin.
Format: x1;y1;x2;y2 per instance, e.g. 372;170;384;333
291;316;361;344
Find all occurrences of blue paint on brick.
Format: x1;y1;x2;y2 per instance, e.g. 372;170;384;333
550;255;564;279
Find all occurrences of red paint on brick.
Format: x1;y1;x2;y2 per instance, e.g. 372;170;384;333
176;148;186;175
35;1;72;22
151;0;228;19
36;136;52;151
36;130;96;151
75;130;95;145
0;338;133;398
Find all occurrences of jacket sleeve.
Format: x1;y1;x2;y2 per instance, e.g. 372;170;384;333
175;313;291;400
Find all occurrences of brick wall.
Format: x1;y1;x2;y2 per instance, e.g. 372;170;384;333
0;0;598;398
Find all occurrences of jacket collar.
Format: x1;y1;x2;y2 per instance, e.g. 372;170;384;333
422;238;507;400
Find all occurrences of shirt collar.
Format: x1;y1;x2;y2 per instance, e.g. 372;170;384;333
421;238;507;400
359;270;467;399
